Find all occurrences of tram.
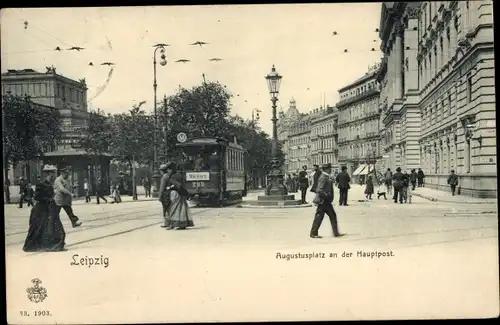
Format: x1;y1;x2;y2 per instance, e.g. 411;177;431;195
175;137;247;206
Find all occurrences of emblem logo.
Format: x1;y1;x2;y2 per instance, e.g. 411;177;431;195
26;278;48;303
177;132;187;143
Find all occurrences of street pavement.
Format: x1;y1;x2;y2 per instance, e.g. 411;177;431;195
5;185;499;322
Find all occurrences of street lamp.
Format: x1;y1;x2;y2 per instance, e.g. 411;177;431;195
264;64;287;196
151;43;168;197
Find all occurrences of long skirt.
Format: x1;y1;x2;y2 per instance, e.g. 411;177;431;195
23;201;66;252
168;190;194;229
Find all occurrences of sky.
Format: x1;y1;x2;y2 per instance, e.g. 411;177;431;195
1;4;383;135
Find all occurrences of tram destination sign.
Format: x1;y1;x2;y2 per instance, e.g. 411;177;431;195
186;172;210;181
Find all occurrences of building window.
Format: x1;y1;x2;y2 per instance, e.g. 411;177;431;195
466;74;473;103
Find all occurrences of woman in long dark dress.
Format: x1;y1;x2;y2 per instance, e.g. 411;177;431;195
166;163;194;230
364;175;374;200
23;165;66;252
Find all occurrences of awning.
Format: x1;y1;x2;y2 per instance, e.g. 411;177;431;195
359;164;374;175
352;164;367;176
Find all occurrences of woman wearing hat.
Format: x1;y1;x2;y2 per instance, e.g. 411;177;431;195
161;162;194;230
158;162;174;228
23;165;66;252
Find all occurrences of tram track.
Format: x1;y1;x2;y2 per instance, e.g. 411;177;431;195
7;207;213;247
5;204;157;237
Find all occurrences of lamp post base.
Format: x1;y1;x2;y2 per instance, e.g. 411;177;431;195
151;169;161;198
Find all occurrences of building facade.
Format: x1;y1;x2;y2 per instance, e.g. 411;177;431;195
310;107;339;169
336;66;382;180
378;1;496;198
2;68;111;195
278;99;340;174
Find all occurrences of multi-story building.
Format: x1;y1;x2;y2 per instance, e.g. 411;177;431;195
336;65;382;181
287;114;311;173
310;106;339;169
378;1;496;198
278;98;302;173
2;67;111;195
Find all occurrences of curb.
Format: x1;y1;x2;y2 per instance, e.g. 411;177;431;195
411;192;495;204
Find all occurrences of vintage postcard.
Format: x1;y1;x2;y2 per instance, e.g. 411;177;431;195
2;2;498;323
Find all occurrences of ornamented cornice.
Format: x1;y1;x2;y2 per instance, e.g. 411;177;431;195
406;7;420;20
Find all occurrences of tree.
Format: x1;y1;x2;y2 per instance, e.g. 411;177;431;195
109;106;155;174
2;94;61;180
78;108;113;156
160;81;232;155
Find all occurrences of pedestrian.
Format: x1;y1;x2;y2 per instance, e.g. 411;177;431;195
364;175;374;200
298;165;309;204
84;178;91;203
158;163;173;228
54;167;82;228
310;163;344;239
285;173;293;193
23;164;66;252
417;168;425;187
335;165;351;206
166;162;194;230
95;177;108;204
111;181;122;203
4;177;11;204
143;177;151;198
392;167;404;204
402;170;410;203
384;168;393;196
25;181;35;207
410;169;417;190
18;176;28;208
310;164;322;193
447;170;459;196
291;173;298;192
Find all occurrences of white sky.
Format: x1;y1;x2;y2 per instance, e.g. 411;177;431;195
1;4;383;134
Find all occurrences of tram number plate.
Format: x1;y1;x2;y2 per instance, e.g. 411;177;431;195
192;182;205;188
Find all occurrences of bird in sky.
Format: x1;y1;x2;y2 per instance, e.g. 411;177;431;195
101;62;115;66
190;41;209;47
24;21;28;29
152;43;169;48
375;28;380;32
68;46;85;51
175;59;190;63
306;88;310;90
344;49;348;53
88;62;94;66
134;101;147;109
332;31;338;36
54;46;62;51
209;58;222;61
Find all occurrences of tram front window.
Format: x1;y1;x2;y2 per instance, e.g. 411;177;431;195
178;145;220;171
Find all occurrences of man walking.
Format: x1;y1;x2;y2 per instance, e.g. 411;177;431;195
447;170;459;196
392;167;404;204
310;164;322;193
335;165;351;206
310;163;344;239
410;169;417;190
417;168;425;187
143;177;151;198
298;165;309;204
84;178;91;203
384;168;393;196
95;177;108;204
54;167;82;228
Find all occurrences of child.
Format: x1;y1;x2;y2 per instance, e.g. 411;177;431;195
377;179;387;200
25;182;35;207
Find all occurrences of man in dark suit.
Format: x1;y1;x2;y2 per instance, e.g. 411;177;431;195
310;164;321;193
310;163;344;239
335;165;351;206
298;165;309;204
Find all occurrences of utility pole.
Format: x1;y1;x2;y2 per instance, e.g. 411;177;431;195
163;95;168;160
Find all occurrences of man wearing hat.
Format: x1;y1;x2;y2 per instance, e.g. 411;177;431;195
54;167;82;227
391;167;404;204
310;163;344;238
335;165;351;206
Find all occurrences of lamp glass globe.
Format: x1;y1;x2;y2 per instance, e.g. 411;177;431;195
160;59;167;66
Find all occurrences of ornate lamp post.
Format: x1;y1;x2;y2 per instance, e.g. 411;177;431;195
264;65;287;196
151;44;168;197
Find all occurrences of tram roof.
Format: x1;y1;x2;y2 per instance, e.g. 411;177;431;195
176;137;244;150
